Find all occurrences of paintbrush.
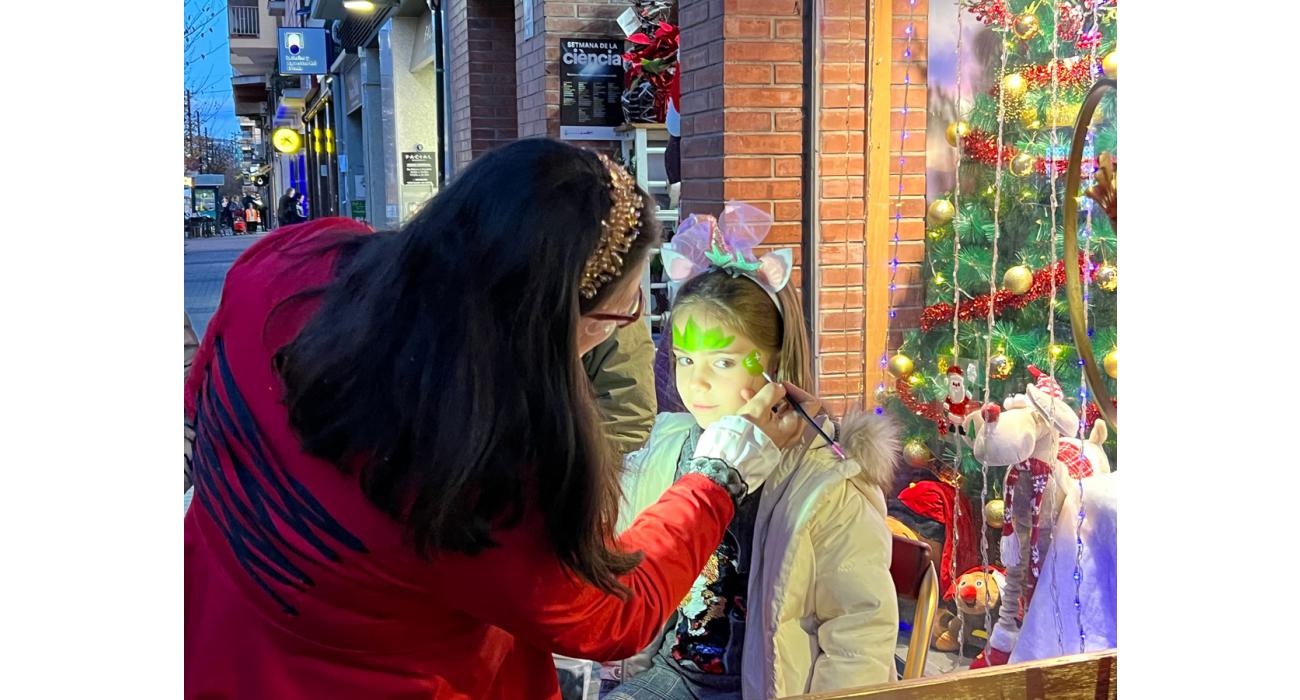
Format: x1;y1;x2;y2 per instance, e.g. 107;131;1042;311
742;352;846;460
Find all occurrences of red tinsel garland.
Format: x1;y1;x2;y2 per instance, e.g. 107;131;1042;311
919;253;1093;331
962;129;1018;167
896;377;951;435
1083;398;1117;434
1019;59;1096;91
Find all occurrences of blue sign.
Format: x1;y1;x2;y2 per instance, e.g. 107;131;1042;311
278;27;328;75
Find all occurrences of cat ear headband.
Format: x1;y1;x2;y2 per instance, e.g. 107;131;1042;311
660;201;794;314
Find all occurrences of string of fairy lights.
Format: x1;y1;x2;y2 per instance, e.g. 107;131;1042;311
874;0;922;417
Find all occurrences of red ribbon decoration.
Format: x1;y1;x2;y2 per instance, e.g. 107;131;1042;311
623;23;680;122
896;377;951;435
920;253;1094;331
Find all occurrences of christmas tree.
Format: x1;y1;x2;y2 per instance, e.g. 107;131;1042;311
885;0;1118;501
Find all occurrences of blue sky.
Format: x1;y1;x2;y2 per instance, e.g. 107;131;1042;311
185;0;240;138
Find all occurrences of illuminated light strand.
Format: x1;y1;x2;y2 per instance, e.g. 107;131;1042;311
876;0;920;416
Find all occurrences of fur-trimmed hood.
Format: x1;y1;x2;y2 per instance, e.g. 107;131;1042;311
833;407;902;493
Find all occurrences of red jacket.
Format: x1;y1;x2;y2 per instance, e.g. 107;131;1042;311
185;219;733;699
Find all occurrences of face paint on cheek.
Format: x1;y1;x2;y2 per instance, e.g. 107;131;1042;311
742;349;765;377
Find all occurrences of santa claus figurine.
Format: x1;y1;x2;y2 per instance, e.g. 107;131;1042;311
944;366;982;435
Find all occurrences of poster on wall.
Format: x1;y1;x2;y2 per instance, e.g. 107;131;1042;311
402;152;435;185
559;39;625;141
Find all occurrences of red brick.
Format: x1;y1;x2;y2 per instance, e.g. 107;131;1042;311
892;61;927;85
765;222;803;244
726;41;802;62
726;133;803;154
821;108;866;131
729;64;774;84
822;178;865;198
724;111;772;132
774;112;802;132
820;199;865;220
822;311;865;332
889;156;926;175
682;158;724;180
890;108;927;131
724;17;773;38
821;132;866;152
822;243;865;264
820;221;865;242
894;0;929;12
889;86;928;109
774;156;802;176
774;200;802;221
774;18;802;38
774;64;803;85
725;0;802;13
892;19;927;41
820;266;864;287
728;86;801;108
723;156;773;177
896;240;925;262
820;332;866;353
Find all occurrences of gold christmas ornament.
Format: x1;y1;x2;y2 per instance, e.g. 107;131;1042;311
927;199;956;226
1104;349;1118;379
1013;13;1040;40
984;499;1006;529
990;353;1014;380
1095;263;1118;292
1019;105;1041;130
1003;265;1034;294
945;120;972;147
903;439;931;467
1047;101;1082;128
1049;343;1067;359
1102;50;1118;81
927;228;948;241
908;374;925;387
1009;153;1035;177
1002;73;1028;98
888;353;915;379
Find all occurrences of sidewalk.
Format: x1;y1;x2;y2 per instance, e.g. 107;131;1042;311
184;232;268;339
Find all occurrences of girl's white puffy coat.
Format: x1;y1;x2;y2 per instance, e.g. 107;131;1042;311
617;409;902;699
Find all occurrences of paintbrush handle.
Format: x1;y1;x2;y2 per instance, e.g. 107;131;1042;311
764;374;846;458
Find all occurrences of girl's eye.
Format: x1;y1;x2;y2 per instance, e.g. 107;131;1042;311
714;359;735;370
676;356;693;367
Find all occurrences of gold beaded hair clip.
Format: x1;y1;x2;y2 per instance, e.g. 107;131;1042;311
579;154;644;299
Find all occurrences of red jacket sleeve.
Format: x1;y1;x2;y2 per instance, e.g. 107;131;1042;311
430;473;732;661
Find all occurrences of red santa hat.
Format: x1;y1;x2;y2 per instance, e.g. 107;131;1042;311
1025;365;1079;436
947;366;964;376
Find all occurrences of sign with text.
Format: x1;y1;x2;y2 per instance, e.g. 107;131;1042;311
402;152;436;185
278;27;328;75
559;39;625;141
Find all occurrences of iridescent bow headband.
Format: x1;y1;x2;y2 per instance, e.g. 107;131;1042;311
661;201;794;314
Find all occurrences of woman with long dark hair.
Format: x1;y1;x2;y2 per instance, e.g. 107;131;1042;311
185;139;809;698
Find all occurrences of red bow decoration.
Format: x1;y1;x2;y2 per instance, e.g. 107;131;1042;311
623;23;680;122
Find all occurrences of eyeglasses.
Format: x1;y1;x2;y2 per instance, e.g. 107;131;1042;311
585;287;644;329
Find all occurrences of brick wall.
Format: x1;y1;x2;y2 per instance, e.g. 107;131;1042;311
517;0;628;139
449;0;519;174
674;0;926;411
887;0;928;358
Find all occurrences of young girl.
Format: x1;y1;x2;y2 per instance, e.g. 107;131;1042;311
605;202;902;700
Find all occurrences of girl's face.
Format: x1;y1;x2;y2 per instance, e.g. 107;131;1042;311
672;308;772;429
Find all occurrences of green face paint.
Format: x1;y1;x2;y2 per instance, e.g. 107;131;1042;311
742;349;765;377
672;316;734;352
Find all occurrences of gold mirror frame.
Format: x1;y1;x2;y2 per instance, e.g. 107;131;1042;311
1062;78;1117;431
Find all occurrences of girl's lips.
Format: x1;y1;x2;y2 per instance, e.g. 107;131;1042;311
692;403;718;411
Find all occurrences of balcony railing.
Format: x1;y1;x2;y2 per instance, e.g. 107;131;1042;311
229;6;260;38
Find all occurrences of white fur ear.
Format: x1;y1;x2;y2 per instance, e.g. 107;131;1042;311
1089;419;1109;445
757;249;794;293
1004;394;1030;410
659;247;700;283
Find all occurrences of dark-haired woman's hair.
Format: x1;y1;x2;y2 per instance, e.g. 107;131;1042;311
274;139;660;595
